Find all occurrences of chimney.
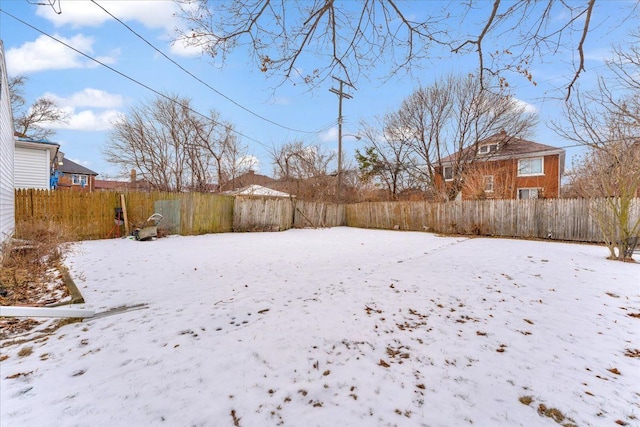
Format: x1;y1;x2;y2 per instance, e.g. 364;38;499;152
130;169;137;183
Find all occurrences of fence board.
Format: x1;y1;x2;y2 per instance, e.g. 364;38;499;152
15;189;639;244
232;197;294;232
346;198;640;243
15;189;234;240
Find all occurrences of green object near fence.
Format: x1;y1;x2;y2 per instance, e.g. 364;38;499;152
154;200;181;235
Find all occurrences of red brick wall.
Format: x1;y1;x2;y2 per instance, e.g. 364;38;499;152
435;154;561;199
57;175;95;192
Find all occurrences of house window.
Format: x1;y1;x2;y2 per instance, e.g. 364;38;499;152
517;157;544;176
443;166;454;181
484;175;494;192
518;188;540;199
478;143;498;155
72;174;88;186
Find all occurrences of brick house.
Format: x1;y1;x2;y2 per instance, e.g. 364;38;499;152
435;132;565;200
56;157;98;192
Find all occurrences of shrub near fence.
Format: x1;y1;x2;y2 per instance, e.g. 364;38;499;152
15;189;234;240
345;198;640;243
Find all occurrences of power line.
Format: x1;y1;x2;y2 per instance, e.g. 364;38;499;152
90;0;326;136
0;7;273;150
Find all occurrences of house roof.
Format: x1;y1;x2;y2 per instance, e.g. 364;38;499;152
220;170;276;192
14;135;60;150
59;158;98;176
224;184;292;198
439;132;565;164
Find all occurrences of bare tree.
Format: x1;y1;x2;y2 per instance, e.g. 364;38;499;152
8;75;26;113
460;161;517;200
378;74;536;200
271;141;335;180
175;1;626;95
270;141;336;200
186;109;252;191
9;75;69;140
553;33;640;260
104;94;247;192
356;116;419;199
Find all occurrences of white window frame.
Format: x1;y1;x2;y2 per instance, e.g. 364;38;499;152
483;175;494;193
443;166;454;181
518;188;540;199
72;174;88;186
478;143;498;155
517;157;544;176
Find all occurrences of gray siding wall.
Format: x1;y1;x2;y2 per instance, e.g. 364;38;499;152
0;42;15;242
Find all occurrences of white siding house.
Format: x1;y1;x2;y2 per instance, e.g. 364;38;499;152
0;41;15;242
14;138;59;190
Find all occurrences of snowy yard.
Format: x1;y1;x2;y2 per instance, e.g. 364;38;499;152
1;227;638;427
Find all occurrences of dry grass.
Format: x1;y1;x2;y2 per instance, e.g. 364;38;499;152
1;222;74;340
519;396;533;406
17;346;33;357
0;221;71;306
536;403;578;427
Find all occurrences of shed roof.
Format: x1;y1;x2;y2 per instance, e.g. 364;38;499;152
225;184;292;197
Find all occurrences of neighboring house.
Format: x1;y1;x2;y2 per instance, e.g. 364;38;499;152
0;40;14;241
95;169;153;192
224;184;292;198
220;170;276;192
14;135;60;190
435;131;566;200
57;158;98;192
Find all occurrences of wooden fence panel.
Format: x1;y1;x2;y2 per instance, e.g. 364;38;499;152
15;190;234;240
345;198;640;243
293;200;346;228
15;189;640;243
233;197;294;232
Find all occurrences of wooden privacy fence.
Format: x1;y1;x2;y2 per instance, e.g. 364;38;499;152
232;197;346;232
14;189;638;244
14;189;234;240
346;198;640;243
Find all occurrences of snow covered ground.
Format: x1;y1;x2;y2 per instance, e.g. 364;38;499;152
1;227;638;427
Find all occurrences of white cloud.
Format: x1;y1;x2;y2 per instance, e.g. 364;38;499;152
48;108;123;132
319;127;338;142
168;37;206;58
71;109;122;131
238;155;260;172
319;127;362;142
36;1;180;30
45;88;125;109
6;34;115;74
37;1;206;58
513;98;539;115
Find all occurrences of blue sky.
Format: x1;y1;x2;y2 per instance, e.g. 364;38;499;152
0;0;637;179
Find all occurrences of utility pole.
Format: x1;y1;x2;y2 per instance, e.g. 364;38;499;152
329;76;354;200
